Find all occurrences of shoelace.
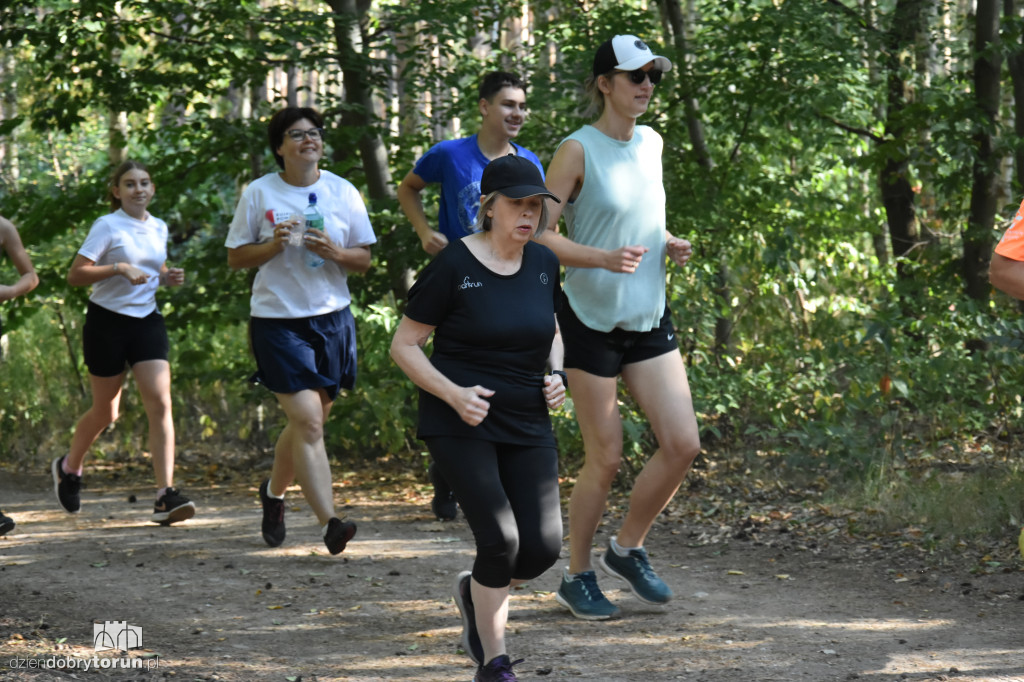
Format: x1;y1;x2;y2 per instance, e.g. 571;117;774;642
629;549;659;580
577;572;603;600
485;657;524;682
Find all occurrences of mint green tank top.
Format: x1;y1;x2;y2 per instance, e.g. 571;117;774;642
561;124;667;332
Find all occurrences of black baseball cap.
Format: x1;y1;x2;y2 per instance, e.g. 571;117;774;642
481;155;561;203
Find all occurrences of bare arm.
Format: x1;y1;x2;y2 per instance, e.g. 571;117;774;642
542;316;566;410
319;243;373;274
533;140;649;273
990;253;1024;300
67;254;150;287
226;230;290;270
390;315;493;426
0;216;39;302
397;170;448;255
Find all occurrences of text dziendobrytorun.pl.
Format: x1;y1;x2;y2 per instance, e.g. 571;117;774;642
6;656;159;671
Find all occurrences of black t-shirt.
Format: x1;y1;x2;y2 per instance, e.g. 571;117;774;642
405;238;562;446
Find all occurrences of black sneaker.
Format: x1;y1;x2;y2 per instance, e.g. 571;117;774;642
453;570;484;664
51;455;82;514
474;654;524;682
259;479;286;547
152;488;196;525
323;517;356;555
428;461;457;521
0;510;14;536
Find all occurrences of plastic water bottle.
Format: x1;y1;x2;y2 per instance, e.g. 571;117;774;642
304;192;325;269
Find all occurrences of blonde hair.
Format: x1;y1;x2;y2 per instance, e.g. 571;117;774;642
583;71;614;118
473;191;551;238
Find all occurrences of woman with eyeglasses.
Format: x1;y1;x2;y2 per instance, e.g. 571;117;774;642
226;106;376;555
534;35;701;620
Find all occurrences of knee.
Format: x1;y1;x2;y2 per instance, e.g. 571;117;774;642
582;452;623;486
664;432;701;467
515;536;561;580
473;534;520;587
290;414;325;443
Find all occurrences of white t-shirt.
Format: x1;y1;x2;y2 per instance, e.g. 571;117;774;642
225;171;377;319
78;208;168;318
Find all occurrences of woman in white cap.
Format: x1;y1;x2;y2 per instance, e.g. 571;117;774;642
535;34;701;620
391;154;566;682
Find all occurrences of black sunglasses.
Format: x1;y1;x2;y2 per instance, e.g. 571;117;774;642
623;68;663;85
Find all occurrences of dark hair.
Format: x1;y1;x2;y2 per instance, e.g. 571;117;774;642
108;160;150;212
478;71;526;102
268;107;325;170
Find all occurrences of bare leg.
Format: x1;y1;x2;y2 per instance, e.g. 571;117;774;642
132;360;175;489
618;350;701;548
564;369;622;574
273;389;336;525
473;577;525;664
67;372;126;472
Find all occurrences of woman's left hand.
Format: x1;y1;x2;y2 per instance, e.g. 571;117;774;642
162;268;185;287
667;236;693;268
543;374;566;410
304;230;337;262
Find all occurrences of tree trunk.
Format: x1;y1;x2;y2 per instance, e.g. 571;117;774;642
878;0;926;286
1007;0;1024;197
962;0;1002;302
325;0;394;204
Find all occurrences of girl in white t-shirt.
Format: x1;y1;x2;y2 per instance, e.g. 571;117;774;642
52;160;195;526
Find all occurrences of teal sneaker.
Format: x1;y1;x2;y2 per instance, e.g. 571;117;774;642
598;538;673;605
555;568;620;620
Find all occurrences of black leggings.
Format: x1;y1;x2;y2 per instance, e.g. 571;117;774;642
425;437;562;588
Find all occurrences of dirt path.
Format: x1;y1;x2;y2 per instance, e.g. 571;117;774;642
1;469;1022;681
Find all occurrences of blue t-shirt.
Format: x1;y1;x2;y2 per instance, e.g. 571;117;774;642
412;135;544;242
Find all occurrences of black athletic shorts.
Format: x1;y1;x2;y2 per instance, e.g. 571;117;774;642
558;295;678;378
82;301;169;377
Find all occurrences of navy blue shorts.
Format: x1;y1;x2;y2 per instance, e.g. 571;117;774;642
82;301;169;377
249;307;357;401
558;296;678;378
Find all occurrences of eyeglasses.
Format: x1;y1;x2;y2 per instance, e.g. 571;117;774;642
284;128;324;142
623;68;663;85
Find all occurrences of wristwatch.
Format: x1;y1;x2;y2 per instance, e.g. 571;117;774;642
549;370;568;390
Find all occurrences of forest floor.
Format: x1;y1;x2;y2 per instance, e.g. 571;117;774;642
1;450;1022;682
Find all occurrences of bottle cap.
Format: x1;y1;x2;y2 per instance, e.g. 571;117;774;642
308;192;317;203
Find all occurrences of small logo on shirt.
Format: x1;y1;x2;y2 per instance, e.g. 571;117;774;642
540;273;549;285
459;276;482;290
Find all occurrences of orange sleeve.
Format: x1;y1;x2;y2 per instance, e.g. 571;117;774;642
994;197;1024;261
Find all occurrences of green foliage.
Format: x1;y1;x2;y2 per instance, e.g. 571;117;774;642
1;1;1024;561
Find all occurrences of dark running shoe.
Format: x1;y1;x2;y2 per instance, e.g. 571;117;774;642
324;517;357;555
474;654;524;682
0;510;14;536
598;538;674;605
428;461;457;521
51;455;82;514
453;570;483;664
555;567;620;620
259;479;286;547
152;488;196;525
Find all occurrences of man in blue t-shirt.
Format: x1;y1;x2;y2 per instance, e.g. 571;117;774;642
397;71;544;256
397;71;545;520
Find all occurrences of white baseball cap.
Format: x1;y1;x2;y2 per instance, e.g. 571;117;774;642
593;34;673;75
